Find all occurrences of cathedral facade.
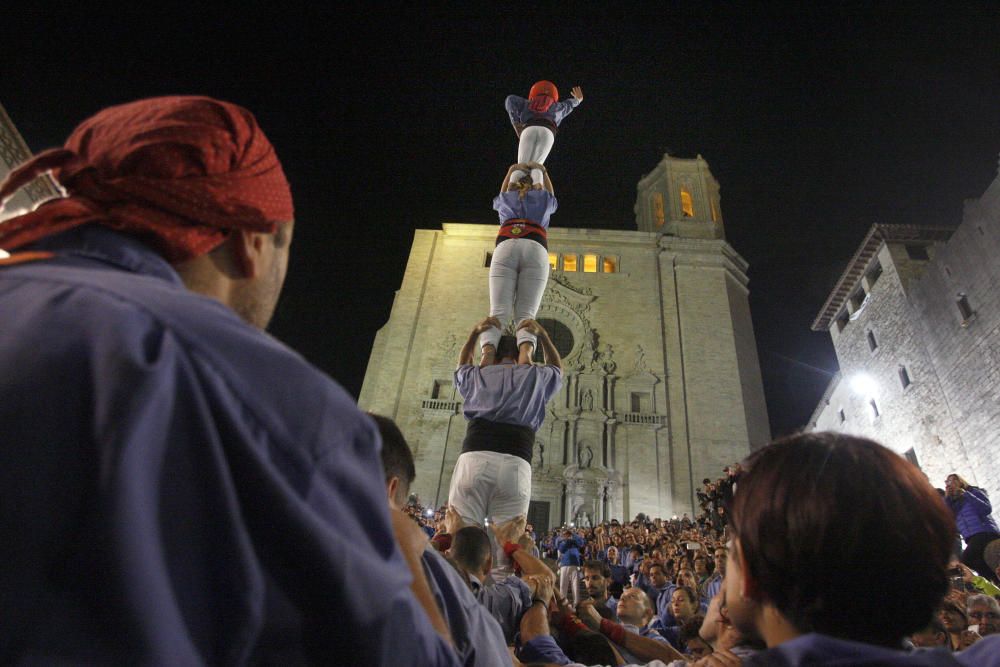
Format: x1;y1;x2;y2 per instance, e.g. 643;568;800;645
360;155;771;531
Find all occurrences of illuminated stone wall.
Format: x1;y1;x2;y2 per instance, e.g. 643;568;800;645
810;159;1000;502
360;156;771;531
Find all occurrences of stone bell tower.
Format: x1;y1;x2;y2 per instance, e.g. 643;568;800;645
635;153;724;240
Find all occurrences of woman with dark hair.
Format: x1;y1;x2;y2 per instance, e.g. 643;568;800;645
722;432;1000;665
946;473;1000;585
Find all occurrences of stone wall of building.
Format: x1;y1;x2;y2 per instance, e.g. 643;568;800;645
810;243;966;490
907;173;1000;498
810;162;1000;503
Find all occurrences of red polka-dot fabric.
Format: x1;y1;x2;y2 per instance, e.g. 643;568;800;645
0;96;293;262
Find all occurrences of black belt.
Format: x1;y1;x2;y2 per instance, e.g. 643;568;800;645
461;418;534;464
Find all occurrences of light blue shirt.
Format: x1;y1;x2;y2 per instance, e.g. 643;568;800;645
492;190;558;227
455;362;562;431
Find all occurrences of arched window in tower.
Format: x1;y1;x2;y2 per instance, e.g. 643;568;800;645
534;318;575;362
680;187;695;217
652;192;665;226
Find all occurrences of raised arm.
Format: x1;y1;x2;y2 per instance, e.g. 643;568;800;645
500;164;533;193
577;602;686;663
517;319;562;371
458;317;500;367
493;515;556;584
390;509;454;647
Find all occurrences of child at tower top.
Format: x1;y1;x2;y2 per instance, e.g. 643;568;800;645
505;81;583;187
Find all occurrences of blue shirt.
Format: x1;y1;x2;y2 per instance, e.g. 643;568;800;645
455;362;562;431
557;535;585;566
492;190;558;228
0;226;458;666
505;94;580;128
470;572;533;645
421;549;508;667
744;633;1000;666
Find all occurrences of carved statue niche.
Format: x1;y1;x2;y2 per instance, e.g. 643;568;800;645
581;388;595;412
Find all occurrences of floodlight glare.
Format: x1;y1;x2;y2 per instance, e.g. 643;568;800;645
850;373;879;397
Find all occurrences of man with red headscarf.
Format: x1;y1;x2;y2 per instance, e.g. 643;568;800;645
0;97;458;665
505;80;583;187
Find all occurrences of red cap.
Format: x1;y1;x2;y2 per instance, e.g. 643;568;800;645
528;80;558;113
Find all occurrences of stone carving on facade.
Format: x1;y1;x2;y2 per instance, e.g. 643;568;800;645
581;389;594;412
633;344;649;373
596;342;616;374
539;274;597;369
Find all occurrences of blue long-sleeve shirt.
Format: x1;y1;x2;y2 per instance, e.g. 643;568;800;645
0;226;458;666
557;535;586;567
505;94;580;130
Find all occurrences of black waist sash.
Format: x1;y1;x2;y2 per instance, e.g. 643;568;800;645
462;418;534;464
525;117;558;134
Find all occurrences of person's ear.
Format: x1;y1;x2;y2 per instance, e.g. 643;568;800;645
386;476;401;507
734;541;760;601
231;229;266;279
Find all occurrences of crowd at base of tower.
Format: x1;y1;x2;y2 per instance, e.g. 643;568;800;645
399;446;1000;665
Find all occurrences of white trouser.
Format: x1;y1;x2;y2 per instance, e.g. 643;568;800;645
447;450;532;529
480;238;550;352
559;565;581;607
511;125;555;185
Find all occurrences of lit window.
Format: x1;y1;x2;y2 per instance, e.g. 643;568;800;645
548;252;558;270
563;254;578;272
652;192;665;226
898;366;911;389
484;252;492;268
583;254;598;273
680;188;694;217
867;330;878;352
603;256;618;273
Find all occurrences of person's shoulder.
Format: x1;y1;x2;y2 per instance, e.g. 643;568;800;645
958;634;1000;665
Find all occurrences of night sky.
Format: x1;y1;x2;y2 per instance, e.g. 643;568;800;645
4;8;1000;436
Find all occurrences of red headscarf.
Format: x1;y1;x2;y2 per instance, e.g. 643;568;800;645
528;80;559;113
0;96;293;262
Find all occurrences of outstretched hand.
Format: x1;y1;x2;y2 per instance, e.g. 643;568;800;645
472;317;502;336
571;86;583;102
517;319;546;337
490;514;527;545
444;505;465;535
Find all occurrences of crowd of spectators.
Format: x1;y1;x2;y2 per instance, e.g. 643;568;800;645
393;429;1000;666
